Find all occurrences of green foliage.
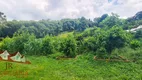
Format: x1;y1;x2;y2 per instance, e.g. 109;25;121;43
0;37;14;52
0;11;142;61
99;13;121;28
130;40;141;49
0;32;35;53
96;47;108;58
47;52;65;59
0;17;94;38
76;27;133;58
112;47;142;63
105;27;132;54
0;11;142;80
60;35;77;57
41;36;55;55
1;11;142;39
24;38;42;55
84;37;96;52
76;53;94;61
1;56;142;80
135;29;142;38
12;32;33;53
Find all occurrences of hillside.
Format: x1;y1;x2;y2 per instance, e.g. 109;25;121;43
0;11;142;80
0;11;142;38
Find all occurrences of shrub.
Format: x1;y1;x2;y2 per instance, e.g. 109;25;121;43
60;35;77;57
0;37;14;52
112;47;142;63
41;36;55;55
0;32;36;54
12;32;32;53
130;40;141;49
24;38;42;55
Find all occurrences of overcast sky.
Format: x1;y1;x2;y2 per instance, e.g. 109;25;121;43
0;0;142;20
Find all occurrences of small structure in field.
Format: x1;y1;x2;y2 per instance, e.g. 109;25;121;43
0;50;30;64
0;50;10;60
8;52;26;62
21;55;26;62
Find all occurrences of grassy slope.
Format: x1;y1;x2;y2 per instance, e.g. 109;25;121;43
0;56;142;80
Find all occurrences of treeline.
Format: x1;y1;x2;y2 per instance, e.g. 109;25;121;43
0;17;94;38
1;11;142;38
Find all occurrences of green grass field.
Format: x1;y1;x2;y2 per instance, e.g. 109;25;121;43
0;55;142;80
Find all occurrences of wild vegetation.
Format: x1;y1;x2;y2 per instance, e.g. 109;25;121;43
0;11;142;80
0;11;142;59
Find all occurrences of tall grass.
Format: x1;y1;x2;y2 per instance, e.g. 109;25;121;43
0;55;142;80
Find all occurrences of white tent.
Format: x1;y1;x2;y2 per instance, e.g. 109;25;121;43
0;50;10;60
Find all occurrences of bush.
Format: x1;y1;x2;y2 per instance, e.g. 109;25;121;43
60;35;77;57
130;40;141;49
41;36;55;55
24;38;42;55
112;47;142;63
0;37;14;52
12;32;32;53
96;47;108;59
0;32;37;54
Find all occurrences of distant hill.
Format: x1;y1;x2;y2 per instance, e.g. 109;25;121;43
1;11;142;38
127;11;142;21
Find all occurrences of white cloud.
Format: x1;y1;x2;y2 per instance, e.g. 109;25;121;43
0;0;142;20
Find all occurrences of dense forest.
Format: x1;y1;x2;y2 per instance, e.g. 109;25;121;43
0;11;142;62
